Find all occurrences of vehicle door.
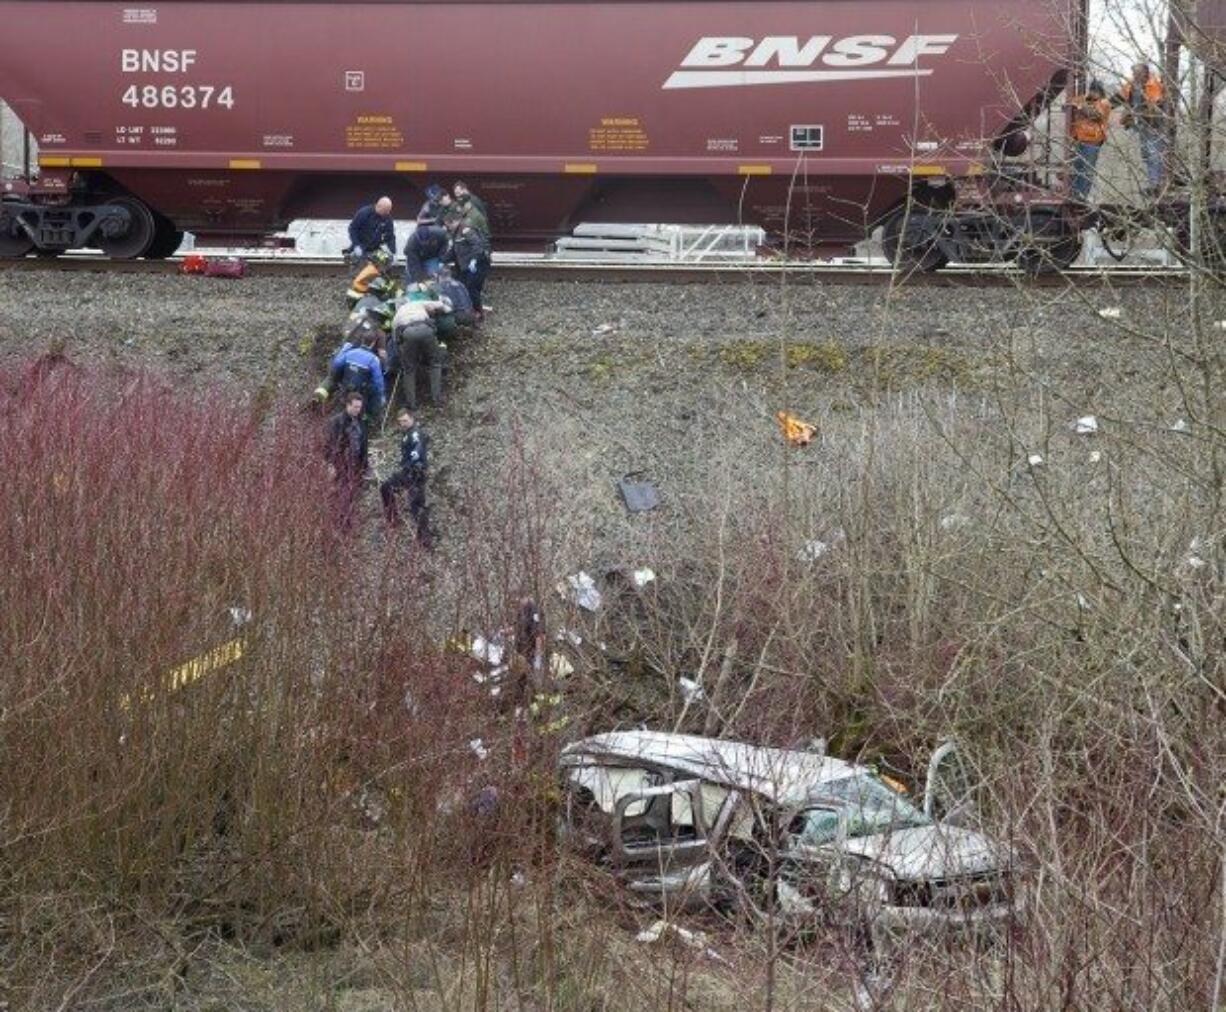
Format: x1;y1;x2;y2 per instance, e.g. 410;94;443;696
773;803;853;917
924;740;979;826
611;777;712;874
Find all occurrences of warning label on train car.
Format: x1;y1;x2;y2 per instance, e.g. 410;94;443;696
588;118;649;153
345;115;404;150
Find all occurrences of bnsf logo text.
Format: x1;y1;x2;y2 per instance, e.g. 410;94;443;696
663;35;959;90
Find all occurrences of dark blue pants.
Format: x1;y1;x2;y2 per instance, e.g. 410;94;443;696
463;256;490;312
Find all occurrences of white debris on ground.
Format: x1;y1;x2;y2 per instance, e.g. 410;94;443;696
1073;415;1099;435
1027;454;1045;467
1089;450;1103;464
1097;307;1122;320
631;567;656;589
939;513;971;532
635;920;726;963
559;571;602;611
470;634;505;666
797;529;845;562
1171;418;1191;433
678;677;704;704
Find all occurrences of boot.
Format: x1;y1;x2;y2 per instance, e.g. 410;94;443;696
403;364;419;410
428;363;443;406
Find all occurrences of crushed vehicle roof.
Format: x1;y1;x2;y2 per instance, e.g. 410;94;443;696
561;731;857;807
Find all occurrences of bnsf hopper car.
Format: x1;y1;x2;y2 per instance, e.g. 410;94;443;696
0;0;1076;259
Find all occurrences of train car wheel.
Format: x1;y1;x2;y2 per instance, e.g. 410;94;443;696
882;210;949;274
144;216;185;260
0;214;34;258
97;196;155;260
1018;238;1080;275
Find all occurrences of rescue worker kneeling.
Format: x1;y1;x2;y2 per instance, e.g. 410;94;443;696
379;408;430;543
392;289;449;409
346;247;395;307
318;328;386;420
432;265;476;337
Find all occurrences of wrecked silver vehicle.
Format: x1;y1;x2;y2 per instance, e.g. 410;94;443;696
559;731;1018;938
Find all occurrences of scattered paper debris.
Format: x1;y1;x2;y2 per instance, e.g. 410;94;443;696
1027;453;1045;467
469;738;489;761
470;635;505;666
1076;593;1092;612
939;513;970;532
1073;415;1099;435
1186;537;1209;570
228;606;253;627
797;529;845;562
591;323;617;337
559;571;603;612
798;539;832;562
556;628;583;648
1088;450;1103;464
1214;320;1226;331
635;920;725;962
472;665;507;686
1097;307;1122;320
1170;418;1191;433
632;568;656;589
678;677;705;704
776;410;817;447
549;653;574;678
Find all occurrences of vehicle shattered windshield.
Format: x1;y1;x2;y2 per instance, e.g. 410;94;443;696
797;773;931;842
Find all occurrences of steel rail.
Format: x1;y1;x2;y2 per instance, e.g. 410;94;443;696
0;251;1194;287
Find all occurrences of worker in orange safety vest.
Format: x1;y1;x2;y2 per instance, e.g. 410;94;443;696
1113;64;1169;196
1069;80;1112;202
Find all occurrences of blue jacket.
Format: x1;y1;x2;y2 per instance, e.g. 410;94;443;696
404;224;452;281
329;343;386;411
348;205;396;254
436;275;474;315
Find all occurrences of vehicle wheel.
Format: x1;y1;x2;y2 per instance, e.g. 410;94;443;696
0;214;33;258
882;209;949;274
97;196;155;259
144;215;184;260
1017;237;1080;275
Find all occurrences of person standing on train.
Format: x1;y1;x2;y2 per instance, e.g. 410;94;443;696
345;197;396;260
1069;80;1111;202
1113;63;1168;197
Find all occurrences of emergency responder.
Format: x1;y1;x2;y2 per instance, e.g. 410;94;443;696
318;328;386;419
1113;63;1168;196
379;408;430;542
451;220;492;318
419;183;447;222
325;390;369;530
313;316;385;406
452;195;490;241
453;181;489;227
404;215;452;282
392;290;449;409
433;265;476;335
345;246;394;306
1069;80;1111;202
345;197;396;261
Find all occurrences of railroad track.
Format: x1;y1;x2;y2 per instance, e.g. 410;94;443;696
0;251;1193;286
